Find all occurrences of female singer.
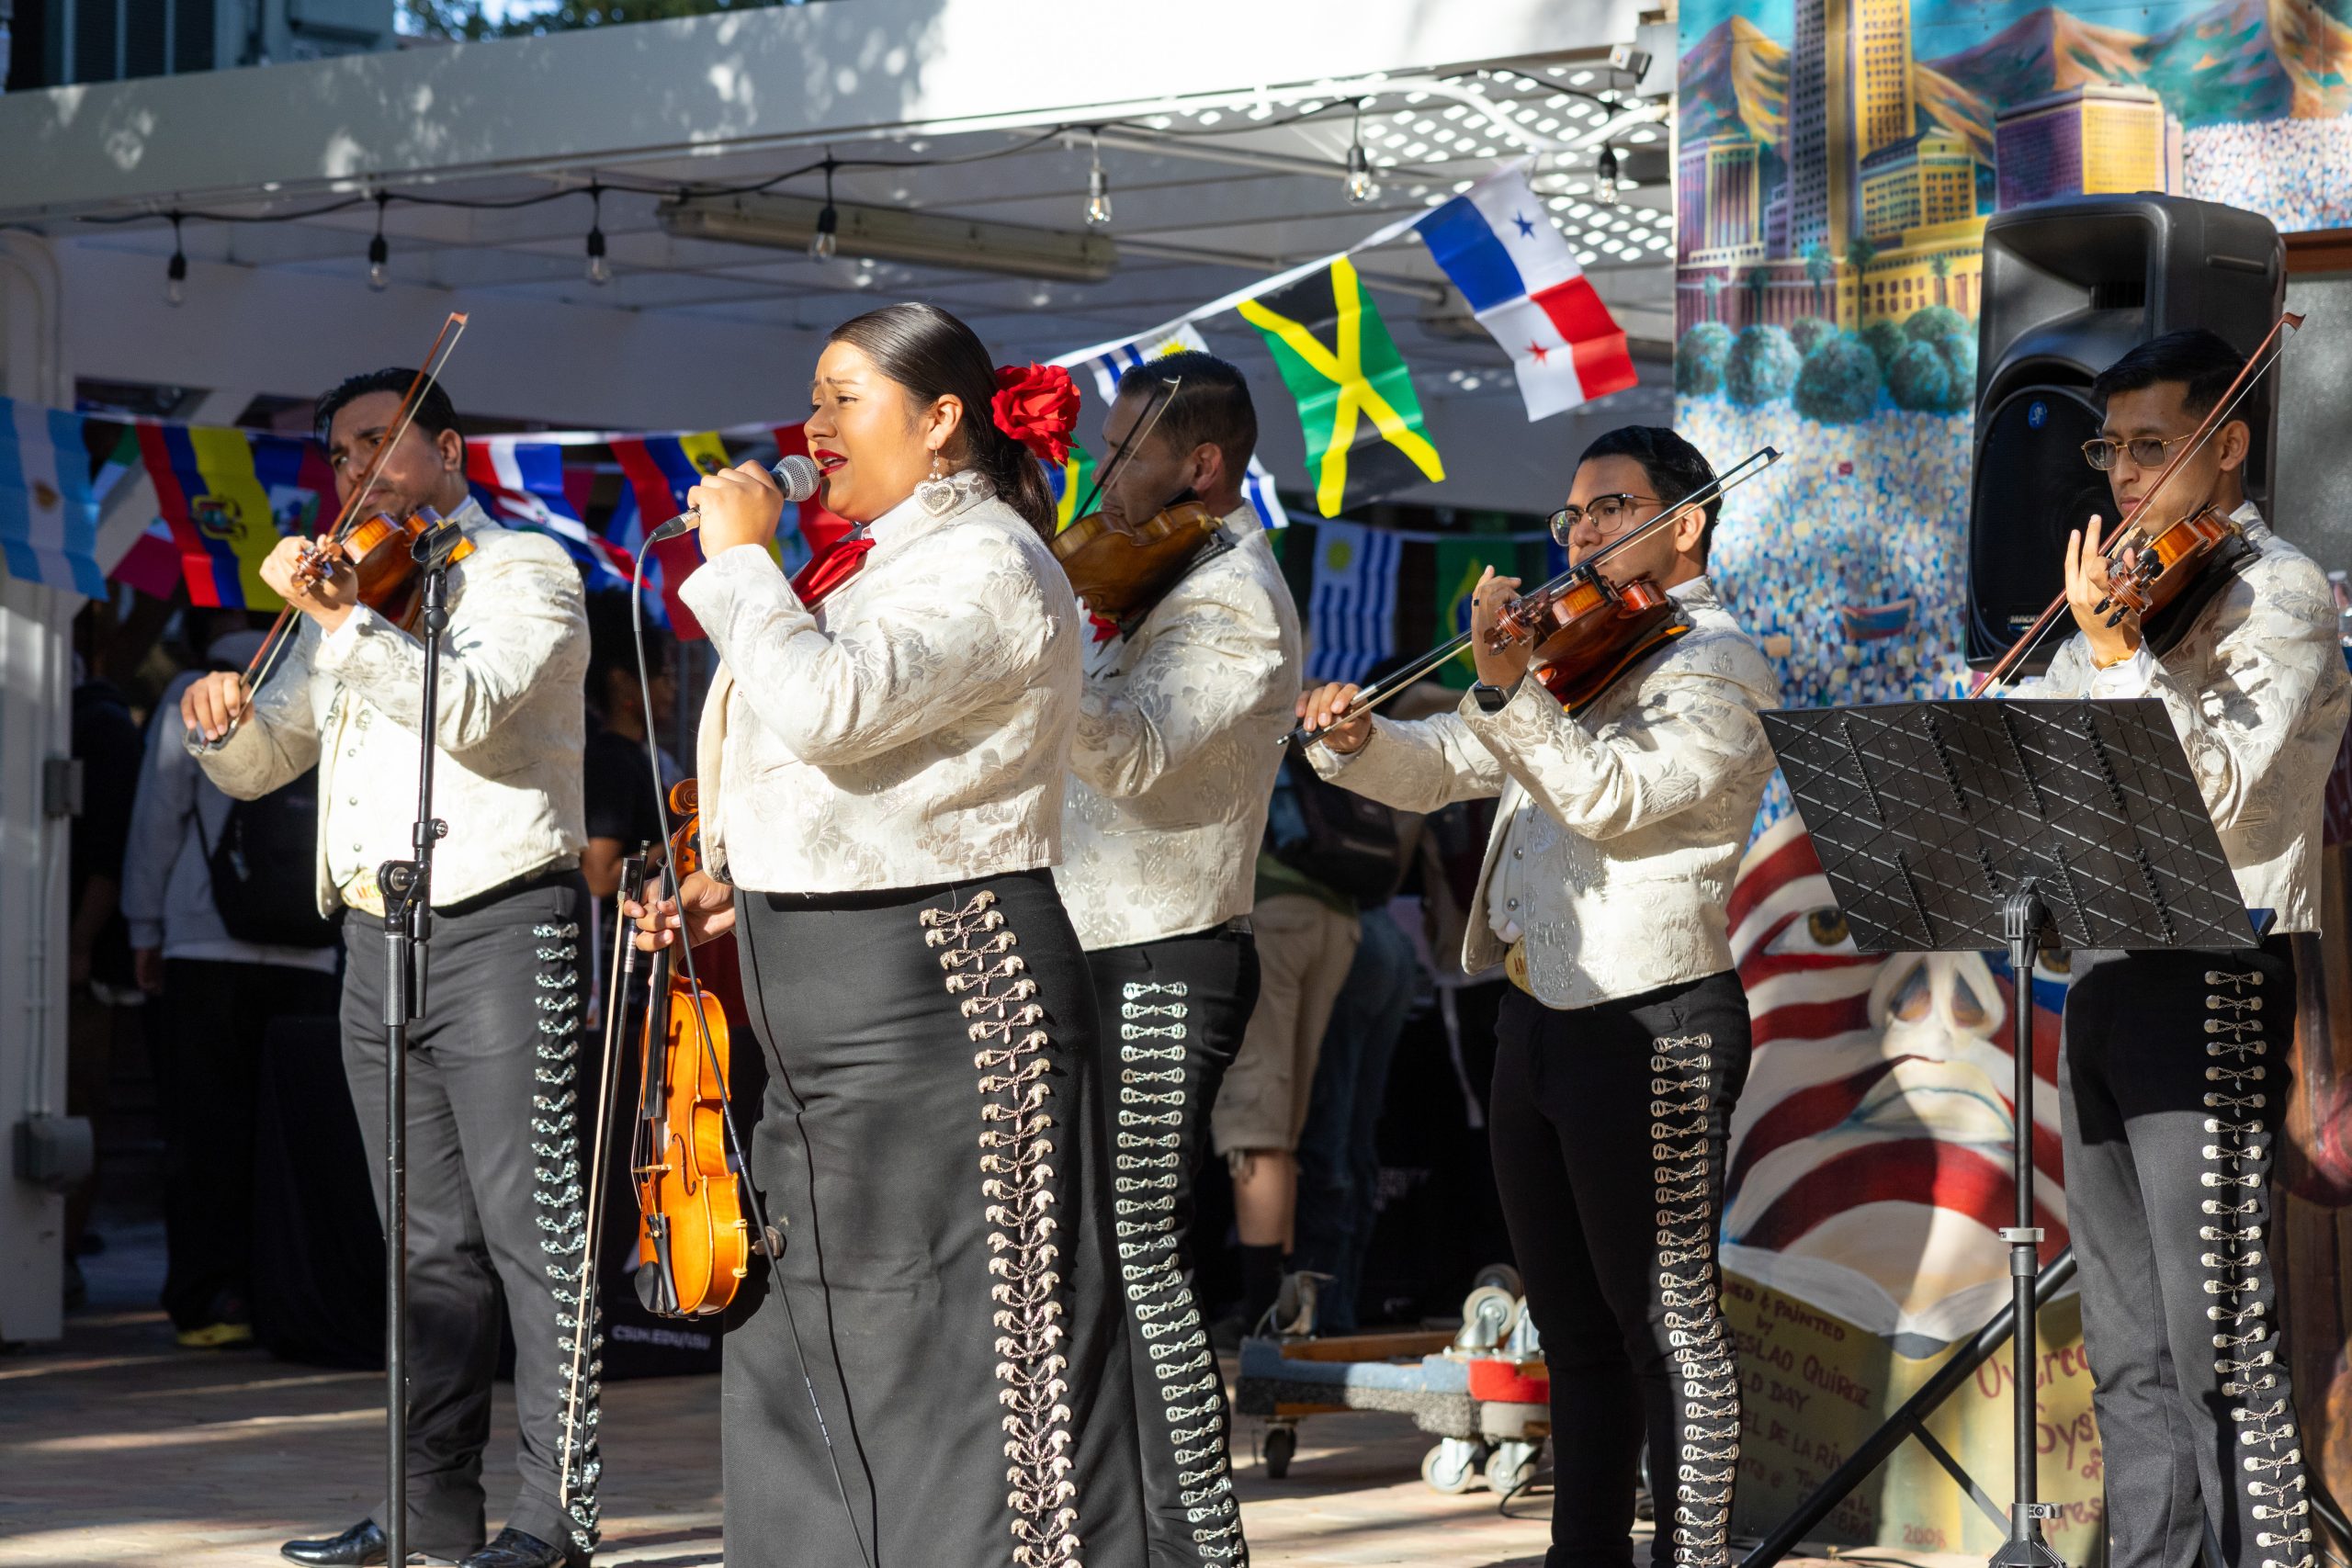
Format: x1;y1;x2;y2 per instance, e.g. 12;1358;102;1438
635;302;1146;1565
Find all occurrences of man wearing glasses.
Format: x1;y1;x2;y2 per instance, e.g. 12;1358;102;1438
2018;329;2347;1568
1295;425;1781;1568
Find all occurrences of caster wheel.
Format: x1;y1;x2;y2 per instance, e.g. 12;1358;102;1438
1486;1439;1538;1498
1471;1262;1525;1300
1457;1285;1519;1349
1263;1424;1297;1480
1421;1438;1485;1495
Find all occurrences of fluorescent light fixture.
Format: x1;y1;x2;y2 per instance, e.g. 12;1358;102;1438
659;192;1118;283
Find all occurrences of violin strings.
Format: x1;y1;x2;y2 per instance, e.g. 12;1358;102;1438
1067;373;1183;525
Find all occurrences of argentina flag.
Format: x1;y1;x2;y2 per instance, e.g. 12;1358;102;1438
0;399;104;598
1306;520;1401;683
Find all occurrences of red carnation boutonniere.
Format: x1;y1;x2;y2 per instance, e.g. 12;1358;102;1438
991;363;1080;468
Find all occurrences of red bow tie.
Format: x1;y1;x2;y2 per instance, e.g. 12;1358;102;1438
788;535;875;607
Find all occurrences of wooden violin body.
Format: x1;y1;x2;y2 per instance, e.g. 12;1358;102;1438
1052;499;1224;623
296;510;476;631
2100;503;2249;654
630;778;749;1318
1487;572;1690;713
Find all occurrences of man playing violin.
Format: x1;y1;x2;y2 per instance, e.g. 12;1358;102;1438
1053;350;1301;1568
1296;426;1780;1568
2020;329;2348;1568
182;369;595;1568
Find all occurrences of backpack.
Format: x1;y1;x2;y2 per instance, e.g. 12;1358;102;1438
1267;747;1408;907
202;771;339;948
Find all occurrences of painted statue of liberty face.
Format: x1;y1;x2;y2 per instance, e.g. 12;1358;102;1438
1720;814;2070;1346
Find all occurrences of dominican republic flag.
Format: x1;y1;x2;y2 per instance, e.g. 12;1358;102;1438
1413;167;1637;421
1305;520;1401;683
1078;322;1290;531
0;399;105;598
466;438;634;594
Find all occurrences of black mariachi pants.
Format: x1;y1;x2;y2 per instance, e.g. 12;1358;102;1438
339;875;596;1560
1488;970;1751;1568
1085;922;1259;1568
2062;941;2314;1568
725;869;1148;1568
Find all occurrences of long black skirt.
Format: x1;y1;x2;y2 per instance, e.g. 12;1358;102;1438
724;868;1147;1568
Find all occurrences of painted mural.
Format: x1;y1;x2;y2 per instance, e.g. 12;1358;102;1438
1679;0;2352;1546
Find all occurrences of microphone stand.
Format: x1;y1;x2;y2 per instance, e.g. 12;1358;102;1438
376;520;466;1568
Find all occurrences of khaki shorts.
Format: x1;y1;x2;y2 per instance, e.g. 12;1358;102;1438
1211;893;1361;1156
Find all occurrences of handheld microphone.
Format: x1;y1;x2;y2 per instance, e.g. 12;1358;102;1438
646;454;821;546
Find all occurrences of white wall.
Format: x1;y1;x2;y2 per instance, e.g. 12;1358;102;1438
0;233;76;1344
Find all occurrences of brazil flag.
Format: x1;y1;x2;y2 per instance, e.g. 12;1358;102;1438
1238;256;1444;517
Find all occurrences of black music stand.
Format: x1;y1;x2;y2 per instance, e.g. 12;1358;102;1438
1753;698;2256;1568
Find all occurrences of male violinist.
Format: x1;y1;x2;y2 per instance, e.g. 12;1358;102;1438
1053;350;1301;1568
181;368;595;1568
2019;329;2348;1568
1296;426;1781;1568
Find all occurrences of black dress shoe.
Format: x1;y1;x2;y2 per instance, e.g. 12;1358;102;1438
281;1520;388;1567
458;1528;579;1568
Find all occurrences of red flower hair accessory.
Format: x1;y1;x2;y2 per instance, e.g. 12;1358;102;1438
991;363;1080;468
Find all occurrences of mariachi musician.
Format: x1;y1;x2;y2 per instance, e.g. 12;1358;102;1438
629;302;1148;1564
1296;425;1781;1568
1051;350;1302;1568
2018;329;2349;1568
181;368;594;1568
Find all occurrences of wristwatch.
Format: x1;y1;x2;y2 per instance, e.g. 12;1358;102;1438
1470;679;1513;714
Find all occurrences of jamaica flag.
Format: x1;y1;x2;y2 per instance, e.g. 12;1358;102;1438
1237;256;1445;517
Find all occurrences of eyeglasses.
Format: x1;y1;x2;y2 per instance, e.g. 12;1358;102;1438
1547;492;1657;545
2081;434;2195;472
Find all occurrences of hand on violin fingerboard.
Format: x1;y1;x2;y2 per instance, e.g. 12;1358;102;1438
2064;515;2143;668
628;867;736;950
1468;567;1535;690
260;536;359;634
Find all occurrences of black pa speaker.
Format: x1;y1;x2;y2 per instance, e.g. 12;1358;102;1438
1967;195;2284;669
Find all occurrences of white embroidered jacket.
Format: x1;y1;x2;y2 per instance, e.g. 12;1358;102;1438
189;503;589;915
2016;507;2350;934
1310;577;1781;1010
684;478;1082;895
1055;506;1304;951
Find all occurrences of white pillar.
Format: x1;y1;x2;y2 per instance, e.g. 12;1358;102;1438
0;231;78;1344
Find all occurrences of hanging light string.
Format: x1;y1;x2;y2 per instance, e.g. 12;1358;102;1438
102;73;1666;299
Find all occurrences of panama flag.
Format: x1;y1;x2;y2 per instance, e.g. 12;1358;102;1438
1413;167;1637;421
0;400;106;598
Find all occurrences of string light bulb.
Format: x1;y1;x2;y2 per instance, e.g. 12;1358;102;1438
368;193;390;290
1343;101;1380;205
809;158;839;260
1595;144;1621;206
164;213;187;308
585;183;611;285
1085;130;1113;230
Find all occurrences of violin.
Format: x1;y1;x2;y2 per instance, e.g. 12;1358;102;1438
290;509;476;632
629;777;750;1318
1292;446;1783;745
1051;498;1226;624
1972;310;2301;694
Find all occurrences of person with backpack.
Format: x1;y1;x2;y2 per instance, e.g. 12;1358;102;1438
180;368;593;1568
124;611;343;1349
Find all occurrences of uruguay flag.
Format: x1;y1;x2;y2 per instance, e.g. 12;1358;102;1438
1306;520;1401;683
1414;168;1638;421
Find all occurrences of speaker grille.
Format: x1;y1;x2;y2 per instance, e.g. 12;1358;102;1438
1967;384;2111;667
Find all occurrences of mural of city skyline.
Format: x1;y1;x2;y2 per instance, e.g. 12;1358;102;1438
1675;0;2352;333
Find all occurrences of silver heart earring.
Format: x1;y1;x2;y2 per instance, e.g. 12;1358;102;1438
913;448;958;516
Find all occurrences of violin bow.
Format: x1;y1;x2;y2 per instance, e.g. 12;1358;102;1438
1288;445;1783;746
1970;310;2301;696
1066;373;1185;525
192;312;471;749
